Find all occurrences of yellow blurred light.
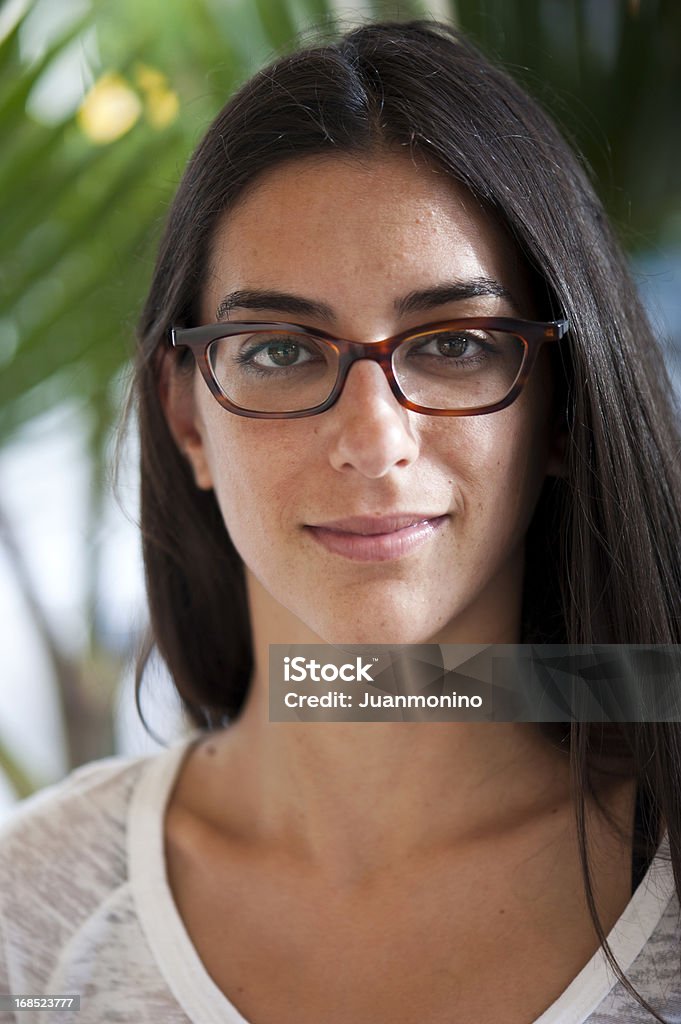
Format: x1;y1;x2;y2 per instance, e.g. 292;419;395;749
77;73;142;144
144;86;180;128
134;62;180;129
135;63;168;94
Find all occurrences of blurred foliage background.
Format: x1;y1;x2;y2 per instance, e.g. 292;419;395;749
1;0;680;800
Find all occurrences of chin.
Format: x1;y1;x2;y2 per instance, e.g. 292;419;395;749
311;617;444;647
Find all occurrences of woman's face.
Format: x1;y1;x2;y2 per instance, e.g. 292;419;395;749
163;153;563;644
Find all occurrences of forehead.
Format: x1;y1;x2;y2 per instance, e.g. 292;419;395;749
202;152;531;322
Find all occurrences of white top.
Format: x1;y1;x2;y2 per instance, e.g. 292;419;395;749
1;734;680;1023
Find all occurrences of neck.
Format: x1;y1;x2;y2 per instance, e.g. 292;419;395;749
188;568;573;885
186;561;573;880
211;704;572;880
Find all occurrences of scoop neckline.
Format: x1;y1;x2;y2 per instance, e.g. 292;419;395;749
128;734;676;1024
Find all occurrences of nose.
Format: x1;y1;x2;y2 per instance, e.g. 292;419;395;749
326;359;420;477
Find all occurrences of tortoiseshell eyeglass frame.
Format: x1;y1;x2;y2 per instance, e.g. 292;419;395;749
168;316;569;419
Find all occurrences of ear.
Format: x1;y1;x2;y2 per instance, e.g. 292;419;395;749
157;348;214;490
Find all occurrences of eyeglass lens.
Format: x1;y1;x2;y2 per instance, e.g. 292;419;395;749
207;327;527;414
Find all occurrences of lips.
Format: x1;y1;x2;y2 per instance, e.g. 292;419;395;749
309;514;444;535
304;513;449;561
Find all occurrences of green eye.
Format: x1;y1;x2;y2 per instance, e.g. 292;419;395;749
433;333;471;357
265;340;303;366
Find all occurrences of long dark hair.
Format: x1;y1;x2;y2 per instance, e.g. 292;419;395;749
116;19;681;1020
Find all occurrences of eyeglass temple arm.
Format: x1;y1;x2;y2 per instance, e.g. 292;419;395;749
545;320;569;340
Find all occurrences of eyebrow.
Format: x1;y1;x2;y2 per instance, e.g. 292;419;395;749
214;278;515;323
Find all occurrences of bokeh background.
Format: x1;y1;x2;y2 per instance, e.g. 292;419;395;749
1;0;680;818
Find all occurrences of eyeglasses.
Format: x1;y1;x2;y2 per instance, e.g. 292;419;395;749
169;316;569;419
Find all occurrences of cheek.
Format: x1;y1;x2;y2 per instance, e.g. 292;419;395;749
202;415;311;553
437;403;551;537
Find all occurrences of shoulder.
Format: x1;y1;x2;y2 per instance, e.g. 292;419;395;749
0;743;194;995
0;752;152;891
0;736;201;894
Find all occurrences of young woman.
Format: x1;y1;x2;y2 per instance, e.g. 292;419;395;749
2;18;681;1024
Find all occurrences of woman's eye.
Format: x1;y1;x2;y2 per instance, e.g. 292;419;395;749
420;331;485;358
243;336;320;368
262;339;305;366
